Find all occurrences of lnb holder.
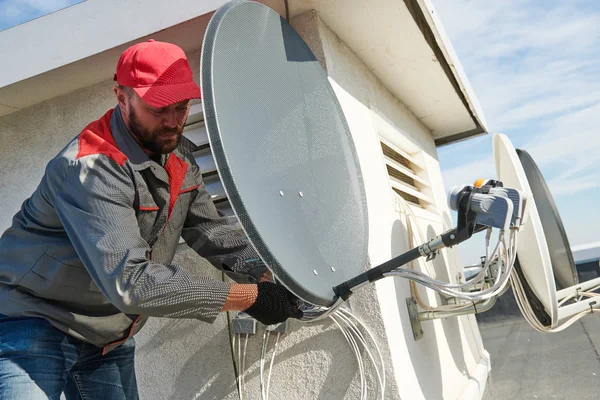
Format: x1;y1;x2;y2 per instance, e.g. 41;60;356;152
333;181;504;301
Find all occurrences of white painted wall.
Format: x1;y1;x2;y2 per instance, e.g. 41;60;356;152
0;11;488;400
293;11;489;400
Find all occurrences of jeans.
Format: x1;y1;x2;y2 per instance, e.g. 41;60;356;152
0;314;139;400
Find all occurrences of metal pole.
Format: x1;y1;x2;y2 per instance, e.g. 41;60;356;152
333;246;423;300
417;296;497;321
333;228;462;300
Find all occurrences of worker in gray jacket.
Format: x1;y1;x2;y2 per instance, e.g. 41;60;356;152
0;39;302;400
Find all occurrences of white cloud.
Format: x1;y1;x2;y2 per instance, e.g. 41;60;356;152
442;102;600;197
434;0;600;199
442;154;495;189
523;103;600;165
547;175;600;197
432;0;600;258
2;5;23;20
522;103;600;195
433;0;600;133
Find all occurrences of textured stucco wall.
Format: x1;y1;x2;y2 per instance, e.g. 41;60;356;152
135;245;392;400
0;11;487;400
0;80;114;231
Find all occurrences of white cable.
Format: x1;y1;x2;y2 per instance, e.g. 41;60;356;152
398;193;505;293
508;256;599;333
265;332;280;400
338;308;386;394
232;334;236;363
241;333;249;398
443;231;501;289
485;228;491;264
397;183;600;333
233;334;242;400
397;196;434;276
414;237;504;290
337;309;386;400
395;230;516;301
343;317;367;400
336;311;377;396
388;251;508;301
396;232;505;291
330;314;367;399
260;331;269;400
394;191;519;311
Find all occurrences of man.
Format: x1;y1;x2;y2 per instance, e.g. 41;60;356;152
0;40;303;399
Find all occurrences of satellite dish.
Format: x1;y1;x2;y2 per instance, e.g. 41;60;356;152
201;0;368;307
493;134;558;326
516;149;579;290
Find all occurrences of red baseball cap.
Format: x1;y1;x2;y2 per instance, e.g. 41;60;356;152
114;39;201;107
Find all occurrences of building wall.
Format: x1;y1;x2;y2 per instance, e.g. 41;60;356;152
0;11;487;400
293;11;487;400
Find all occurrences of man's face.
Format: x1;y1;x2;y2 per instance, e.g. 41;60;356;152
123;91;190;155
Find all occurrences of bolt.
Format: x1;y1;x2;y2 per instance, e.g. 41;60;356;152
299;191;304;197
331;267;336;272
279;191;284;196
450;234;456;240
313;269;318;275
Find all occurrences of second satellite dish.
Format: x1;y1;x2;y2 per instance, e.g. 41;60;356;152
517;149;579;290
494;133;580;327
201;0;369;306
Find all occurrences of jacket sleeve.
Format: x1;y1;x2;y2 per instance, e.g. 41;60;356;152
180;161;267;284
52;155;230;322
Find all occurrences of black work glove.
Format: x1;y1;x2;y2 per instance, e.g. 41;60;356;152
244;282;304;325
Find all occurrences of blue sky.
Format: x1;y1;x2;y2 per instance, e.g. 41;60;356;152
431;0;600;264
0;0;84;31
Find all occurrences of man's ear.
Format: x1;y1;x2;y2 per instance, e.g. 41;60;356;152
114;86;133;124
114;86;128;109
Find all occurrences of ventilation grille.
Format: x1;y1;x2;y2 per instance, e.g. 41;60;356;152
379;138;433;209
183;103;238;226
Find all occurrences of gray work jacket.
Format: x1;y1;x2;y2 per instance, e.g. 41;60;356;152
0;106;264;353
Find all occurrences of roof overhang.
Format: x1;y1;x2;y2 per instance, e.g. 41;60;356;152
0;0;487;146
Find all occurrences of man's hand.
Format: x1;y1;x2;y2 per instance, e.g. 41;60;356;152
244;282;303;325
258;269;273;283
221;284;258;312
221;281;304;325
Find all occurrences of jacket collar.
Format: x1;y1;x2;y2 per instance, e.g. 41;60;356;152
109;106;194;188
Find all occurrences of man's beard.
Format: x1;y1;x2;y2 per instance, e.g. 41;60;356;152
128;106;184;155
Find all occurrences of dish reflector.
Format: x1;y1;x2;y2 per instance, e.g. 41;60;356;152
516;149;579;290
200;0;368;306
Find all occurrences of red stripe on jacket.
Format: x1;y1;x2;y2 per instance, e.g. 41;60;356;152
77;109;128;166
164;154;188;218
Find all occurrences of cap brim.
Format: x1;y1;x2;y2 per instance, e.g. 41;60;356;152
135;81;201;108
